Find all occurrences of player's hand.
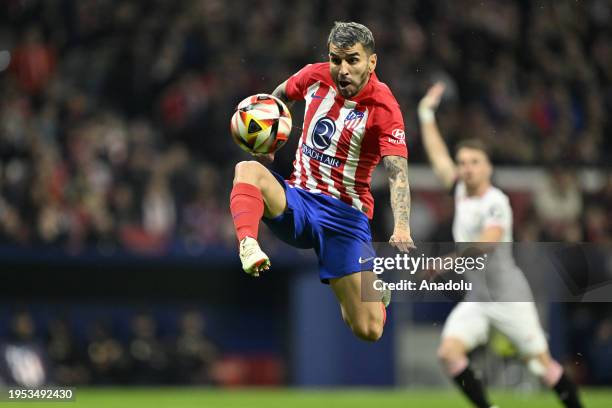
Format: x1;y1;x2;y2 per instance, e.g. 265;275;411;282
252;152;275;165
389;227;416;253
418;82;446;113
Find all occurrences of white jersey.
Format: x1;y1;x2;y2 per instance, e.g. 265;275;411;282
443;181;547;355
452;181;531;301
452;182;513;243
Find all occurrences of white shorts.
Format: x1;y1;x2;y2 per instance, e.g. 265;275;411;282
441;302;548;357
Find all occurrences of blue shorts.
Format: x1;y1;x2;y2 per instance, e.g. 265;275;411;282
262;172;375;283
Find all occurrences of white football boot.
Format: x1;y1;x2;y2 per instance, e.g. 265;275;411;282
239;237;270;277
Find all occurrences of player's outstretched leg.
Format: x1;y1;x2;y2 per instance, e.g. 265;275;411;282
330;271;387;342
438;337;496;408
525;352;584;408
231;161;286;276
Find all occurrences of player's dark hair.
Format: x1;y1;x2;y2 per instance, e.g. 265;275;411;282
455;139;490;159
328;21;375;54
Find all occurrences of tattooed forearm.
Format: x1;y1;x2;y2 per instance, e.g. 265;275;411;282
271;81;294;109
383;155;411;229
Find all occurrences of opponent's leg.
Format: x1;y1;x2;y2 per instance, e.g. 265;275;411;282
438;337;495;408
231;161;286;275
525;352;583;408
490;303;584;408
329;271;386;342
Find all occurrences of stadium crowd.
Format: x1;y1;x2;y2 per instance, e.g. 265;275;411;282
1;0;610;250
0;309;219;386
0;0;611;386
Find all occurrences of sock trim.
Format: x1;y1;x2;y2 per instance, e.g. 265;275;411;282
231;182;263;200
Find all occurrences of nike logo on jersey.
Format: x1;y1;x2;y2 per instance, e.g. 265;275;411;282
358;256;374;264
310;92;325;99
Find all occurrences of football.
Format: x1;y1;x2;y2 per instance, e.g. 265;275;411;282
230;93;292;154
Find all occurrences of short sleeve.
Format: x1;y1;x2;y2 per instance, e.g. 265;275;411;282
285;64;314;101
483;196;511;230
376;102;408;158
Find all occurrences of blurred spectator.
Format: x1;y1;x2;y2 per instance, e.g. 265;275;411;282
583;205;610;243
0;311;48;387
9;26;56;95
590;319;612;384
584;173;612;242
142;171;176;238
46;318;90;385
534;167;583;240
86;321;128;384
170;310;217;384
126;313;169;384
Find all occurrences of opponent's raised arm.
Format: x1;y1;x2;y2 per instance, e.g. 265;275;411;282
383;155;415;252
418;82;457;190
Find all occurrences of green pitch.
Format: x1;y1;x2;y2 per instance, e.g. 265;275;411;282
3;388;610;408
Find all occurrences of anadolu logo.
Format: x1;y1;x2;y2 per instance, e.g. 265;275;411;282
312;117;336;150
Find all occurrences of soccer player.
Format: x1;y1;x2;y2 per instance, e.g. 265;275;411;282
230;22;414;342
418;82;584;407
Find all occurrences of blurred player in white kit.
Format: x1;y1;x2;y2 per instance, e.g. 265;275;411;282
419;83;584;408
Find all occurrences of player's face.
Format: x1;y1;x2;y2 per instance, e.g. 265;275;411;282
456;148;492;189
329;42;377;98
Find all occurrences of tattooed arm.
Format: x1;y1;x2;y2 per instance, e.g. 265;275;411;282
271;80;295;109
383;155;415;252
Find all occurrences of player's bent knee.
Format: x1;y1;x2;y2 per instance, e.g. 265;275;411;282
437;345;451;362
352;318;384;342
234;160;261;176
355;323;383;342
437;340;465;363
437;339;469;375
234;160;265;186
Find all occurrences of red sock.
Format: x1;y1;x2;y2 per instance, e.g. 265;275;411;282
230;183;264;241
381;302;387;326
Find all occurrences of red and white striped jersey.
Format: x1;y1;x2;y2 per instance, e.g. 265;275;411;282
285;62;408;219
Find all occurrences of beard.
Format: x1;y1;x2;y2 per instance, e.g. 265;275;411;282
336;71;370;98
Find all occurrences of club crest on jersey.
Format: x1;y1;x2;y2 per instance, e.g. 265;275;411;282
312;117;336;150
345;110;364;122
